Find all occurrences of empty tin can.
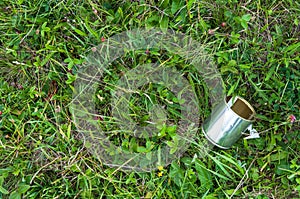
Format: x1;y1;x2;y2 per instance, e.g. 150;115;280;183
202;96;258;149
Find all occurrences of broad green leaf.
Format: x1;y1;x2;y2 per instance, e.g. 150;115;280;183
66;73;77;84
230;32;240;44
40;52;55;67
159;0;169;8
203;194;219;199
270;151;288;162
0;168;12;176
145;192;153;198
67;123;71;141
166;141;175;148
227;81;237;96
117;7;123;18
18;184;30;194
169;162;184;186
53;22;68;30
265;65;276;81
0;186;9;194
239;64;251;70
0;176;4;186
41;22;47;29
146;15;159;24
294;18;299;26
195;160;213;190
170;147;177;154
241;20;248;29
221;65;239;74
228;60;237;67
137;146;147;153
284;42;300;55
187;0;196;11
224;11;233;18
84;17;99;39
171;0;181;14
242;14;251;21
43;27;50;31
9;191;21;199
17;0;24;4
160;16;169;32
74;28;87;37
166;125;176;134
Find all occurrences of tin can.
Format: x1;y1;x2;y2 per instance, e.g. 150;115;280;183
202;96;257;149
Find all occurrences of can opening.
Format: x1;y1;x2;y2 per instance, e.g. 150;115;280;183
226;97;255;120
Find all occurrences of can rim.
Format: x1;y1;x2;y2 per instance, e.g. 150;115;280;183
224;96;256;122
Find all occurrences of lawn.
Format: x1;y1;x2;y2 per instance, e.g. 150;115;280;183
0;0;299;198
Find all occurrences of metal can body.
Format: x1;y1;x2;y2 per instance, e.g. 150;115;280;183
202;96;256;149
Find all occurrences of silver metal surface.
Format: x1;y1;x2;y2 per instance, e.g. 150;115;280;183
202;96;256;149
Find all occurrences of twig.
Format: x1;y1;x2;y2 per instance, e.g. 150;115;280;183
20;1;43;44
230;158;256;198
138;4;169;16
257;120;299;135
30;157;60;185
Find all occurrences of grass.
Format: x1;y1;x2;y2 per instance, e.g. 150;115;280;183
0;0;299;198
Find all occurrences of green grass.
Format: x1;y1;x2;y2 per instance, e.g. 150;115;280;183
0;0;299;198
